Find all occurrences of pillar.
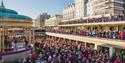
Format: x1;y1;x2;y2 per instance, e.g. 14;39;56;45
29;29;32;45
109;47;115;57
91;26;93;30
0;30;1;52
24;29;28;43
94;44;98;50
84;42;87;47
32;28;35;44
31;28;35;52
2;28;4;52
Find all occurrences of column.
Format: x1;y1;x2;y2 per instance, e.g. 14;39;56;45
109;47;115;57
91;27;93;30
2;28;4;52
24;29;28;44
29;29;32;45
32;28;35;44
0;30;1;51
94;44;98;50
84;42;87;47
31;28;35;51
116;26;118;31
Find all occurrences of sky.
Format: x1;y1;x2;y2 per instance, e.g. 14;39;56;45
3;0;74;19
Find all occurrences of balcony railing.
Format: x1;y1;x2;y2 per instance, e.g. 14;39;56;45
59;15;125;25
46;29;125;41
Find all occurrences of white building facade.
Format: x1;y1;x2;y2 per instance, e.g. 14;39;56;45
63;3;75;21
92;0;125;16
45;15;63;26
86;0;93;17
74;0;125;19
34;13;50;27
75;0;85;19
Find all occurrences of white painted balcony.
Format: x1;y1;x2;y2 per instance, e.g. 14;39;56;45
46;32;125;49
59;20;125;27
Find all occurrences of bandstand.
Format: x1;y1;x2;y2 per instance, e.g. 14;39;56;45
0;1;34;62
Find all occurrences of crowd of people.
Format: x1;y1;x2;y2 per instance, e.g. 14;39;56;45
47;28;125;40
22;36;125;63
59;15;125;25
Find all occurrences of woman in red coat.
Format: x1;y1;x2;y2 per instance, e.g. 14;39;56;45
119;31;124;40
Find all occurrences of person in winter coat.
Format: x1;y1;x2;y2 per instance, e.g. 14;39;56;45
119;31;124;40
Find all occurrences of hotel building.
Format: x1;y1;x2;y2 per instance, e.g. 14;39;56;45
45;15;63;26
63;3;75;21
75;0;125;19
34;13;50;27
92;0;125;16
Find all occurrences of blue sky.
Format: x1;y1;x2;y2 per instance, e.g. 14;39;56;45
4;0;74;19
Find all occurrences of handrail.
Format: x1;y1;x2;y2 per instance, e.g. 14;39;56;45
59;15;125;25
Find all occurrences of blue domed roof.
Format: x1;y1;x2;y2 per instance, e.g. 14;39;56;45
0;12;32;20
0;7;18;14
0;1;32;20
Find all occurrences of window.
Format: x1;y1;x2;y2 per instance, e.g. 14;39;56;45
114;2;123;7
115;0;123;2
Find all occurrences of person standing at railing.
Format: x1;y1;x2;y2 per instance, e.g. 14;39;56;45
123;15;125;21
103;17;109;22
115;31;119;39
105;30;110;38
118;15;123;21
92;30;96;37
119;14;125;21
113;31;117;39
99;30;103;38
96;30;99;37
119;31;124;40
114;16;119;21
79;30;83;36
110;31;114;39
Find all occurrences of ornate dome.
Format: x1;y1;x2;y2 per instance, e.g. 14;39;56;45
0;1;32;20
0;13;32;20
0;7;18;14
